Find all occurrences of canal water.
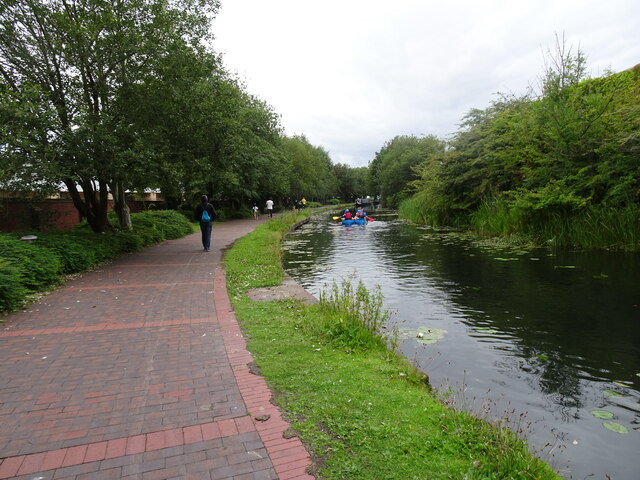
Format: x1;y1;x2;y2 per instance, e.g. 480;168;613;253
281;209;640;480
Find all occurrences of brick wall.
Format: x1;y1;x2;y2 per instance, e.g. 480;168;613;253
0;199;165;232
0;199;82;232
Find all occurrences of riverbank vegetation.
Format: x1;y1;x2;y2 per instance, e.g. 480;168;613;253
0;1;365;233
225;211;562;479
370;39;640;251
0;210;192;312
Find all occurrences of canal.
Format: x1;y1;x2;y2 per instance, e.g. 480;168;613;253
281;208;640;480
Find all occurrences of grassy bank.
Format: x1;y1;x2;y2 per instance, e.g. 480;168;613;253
0;210;195;313
224;211;562;480
399;195;640;251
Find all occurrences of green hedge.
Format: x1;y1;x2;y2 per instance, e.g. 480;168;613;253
0;210;193;312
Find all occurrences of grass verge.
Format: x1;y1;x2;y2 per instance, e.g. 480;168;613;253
224;210;562;480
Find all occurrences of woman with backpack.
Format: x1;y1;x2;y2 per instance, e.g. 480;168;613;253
194;195;217;251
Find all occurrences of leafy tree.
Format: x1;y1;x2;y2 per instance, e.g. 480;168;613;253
334;163;368;202
283;135;337;202
0;0;219;232
370;135;444;207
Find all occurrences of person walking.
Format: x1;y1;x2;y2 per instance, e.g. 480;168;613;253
265;198;274;218
252;204;259;220
194;195;216;251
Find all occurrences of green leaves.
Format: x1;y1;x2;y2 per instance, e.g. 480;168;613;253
602;422;629;434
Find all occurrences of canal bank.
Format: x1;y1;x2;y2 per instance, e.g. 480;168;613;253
281;209;640;480
224;211;561;480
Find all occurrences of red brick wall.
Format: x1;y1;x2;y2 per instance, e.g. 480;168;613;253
0;199;82;232
0;199;166;232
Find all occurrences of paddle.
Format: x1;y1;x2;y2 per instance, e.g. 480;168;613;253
332;216;342;220
366;217;375;222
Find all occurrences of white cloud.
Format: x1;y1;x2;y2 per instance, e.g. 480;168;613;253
213;0;640;166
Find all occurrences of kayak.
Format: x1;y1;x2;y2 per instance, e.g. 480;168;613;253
342;219;354;226
354;218;367;226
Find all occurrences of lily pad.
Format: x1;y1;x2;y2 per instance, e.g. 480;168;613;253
602;421;629;434
590;410;614;419
476;328;500;334
602;390;623;398
397;327;447;345
416;328;447;345
613;381;632;388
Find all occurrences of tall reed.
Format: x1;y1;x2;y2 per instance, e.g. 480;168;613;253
315;279;391;351
469;197;640;251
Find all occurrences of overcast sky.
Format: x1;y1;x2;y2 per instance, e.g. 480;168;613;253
212;0;640;167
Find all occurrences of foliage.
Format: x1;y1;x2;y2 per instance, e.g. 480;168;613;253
0;0;221;232
0;1;366;227
282;135;338;202
368;135;445;207
334;163;368;201
224;210;562;480
316;280;390;351
0;235;61;291
0;259;28;311
0;210;193;312
394;40;640;250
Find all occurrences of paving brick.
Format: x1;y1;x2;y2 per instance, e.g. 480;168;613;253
0;221;315;480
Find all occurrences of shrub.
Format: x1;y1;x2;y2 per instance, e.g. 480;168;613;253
36;232;100;274
0;235;61;290
0;259;28;311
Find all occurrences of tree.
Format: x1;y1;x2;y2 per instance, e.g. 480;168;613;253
282;135;337;202
0;0;219;232
370;135;444;207
334;163;368;202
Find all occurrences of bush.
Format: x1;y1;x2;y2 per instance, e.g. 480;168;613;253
37;232;100;274
0;210;194;312
0;259;28;311
0;235;61;290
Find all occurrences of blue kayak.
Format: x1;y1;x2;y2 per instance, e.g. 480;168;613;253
342;219;354;226
354;218;366;225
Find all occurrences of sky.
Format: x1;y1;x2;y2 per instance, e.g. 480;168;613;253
211;0;640;167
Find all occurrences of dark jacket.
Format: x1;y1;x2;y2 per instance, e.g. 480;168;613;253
195;202;217;222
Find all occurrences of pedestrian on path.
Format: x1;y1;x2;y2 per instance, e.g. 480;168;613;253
265;198;274;218
252;203;260;220
195;195;217;251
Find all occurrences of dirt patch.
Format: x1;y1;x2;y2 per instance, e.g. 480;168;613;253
246;276;317;304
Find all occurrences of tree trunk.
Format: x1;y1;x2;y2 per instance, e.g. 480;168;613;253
111;180;132;231
64;178;114;233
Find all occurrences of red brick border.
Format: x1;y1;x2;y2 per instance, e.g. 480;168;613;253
214;266;315;480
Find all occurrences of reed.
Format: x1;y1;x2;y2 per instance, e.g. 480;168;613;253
469;197;640;251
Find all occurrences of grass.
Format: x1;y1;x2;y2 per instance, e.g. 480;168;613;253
224;211;562;480
400;194;640;251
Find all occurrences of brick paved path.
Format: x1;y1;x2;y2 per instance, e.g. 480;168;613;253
0;219;314;480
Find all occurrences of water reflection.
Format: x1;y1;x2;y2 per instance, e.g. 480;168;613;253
282;210;640;480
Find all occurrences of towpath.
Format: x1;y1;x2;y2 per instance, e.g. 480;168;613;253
0;218;314;480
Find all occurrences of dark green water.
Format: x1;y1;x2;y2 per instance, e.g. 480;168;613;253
282;209;640;480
